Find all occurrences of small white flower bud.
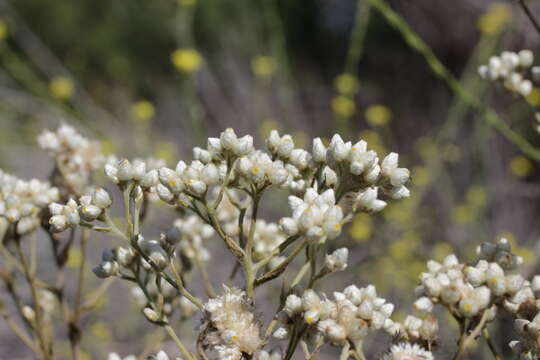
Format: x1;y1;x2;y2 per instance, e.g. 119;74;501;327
143;307;160;322
519;49;534;68
80;205;102;221
357;300;373;320
284;294;303;316
141;169;159;188
414;297;434;313
220;128;237;150
324;248;348;272
22;306;36;321
312;138;327;162
273;327;289;340
49;203;64;216
49;215;68;232
93;188;112;208
104;163;119;183
279;217;298;236
117;159;133;181
132;161;147;181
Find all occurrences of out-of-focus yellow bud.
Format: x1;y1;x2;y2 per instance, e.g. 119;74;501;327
526;88;540;107
477;3;512;36
466;185;487;208
66;249;82;269
415;137;438;160
251;56;276;79
0;20;8;40
509;156;533;178
335;73;359;96
131;101;155;122
49;77;74;100
365;104;392;127
171;49;202;73
350;213;372;242
452;204;474;224
412;166;431;187
332;96;356;118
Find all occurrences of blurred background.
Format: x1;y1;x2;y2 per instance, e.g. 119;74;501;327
2;0;540;358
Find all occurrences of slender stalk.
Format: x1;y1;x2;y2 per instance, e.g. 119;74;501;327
452;310;491;360
1;310;40;355
15;240;52;360
483;328;502;360
70;229;89;360
517;0;540;36
164;325;196;360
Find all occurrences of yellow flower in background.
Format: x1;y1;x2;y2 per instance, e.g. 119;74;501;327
412;166;431;188
131;100;155;122
66;249;82;269
477;3;512;36
335;73;359;96
178;0;197;7
49;76;74;100
332;95;356;118
452;204;474;224
509;156;533;178
0;20;8;40
432;242;453;261
171;49;202;73
350;213;372;242
100;139;117;156
466;185;487;209
365;104;392;127
526;88;540;107
251;56;276;79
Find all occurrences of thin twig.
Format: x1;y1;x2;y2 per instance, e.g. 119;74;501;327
517;0;540;36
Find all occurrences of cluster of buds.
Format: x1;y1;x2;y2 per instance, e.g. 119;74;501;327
279;188;343;241
0;169;59;234
202;286;263;360
414;239;530;320
105;157;164;193
478;50;536;97
280;285;396;350
48;187;112;233
318;135;410;202
38;124;105;195
510;298;540;360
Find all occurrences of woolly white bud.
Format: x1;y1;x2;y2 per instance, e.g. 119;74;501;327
93;188;112;208
117;159;133;181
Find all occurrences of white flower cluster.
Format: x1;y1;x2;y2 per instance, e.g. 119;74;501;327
38;124;105;194
324;247;349;273
414;239;530;319
279;188;343;241
203;286;263;360
0;169;59;234
380;342;434;360
478;49;535;96
105;157;164;190
318;135;410;204
281;285;396;349
173;215;214;262
510;295;540;360
48;187;112;233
